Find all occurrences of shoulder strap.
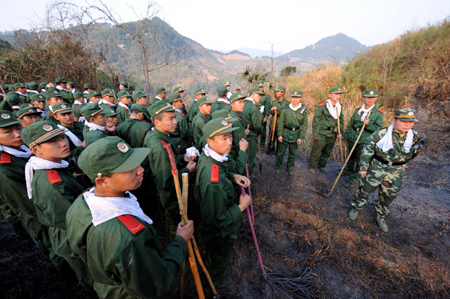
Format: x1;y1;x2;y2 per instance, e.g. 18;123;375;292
117;214;145;235
319;103;326;107
378;109;384;114
46;170;62;184
0;153;11;164
210;164;219;182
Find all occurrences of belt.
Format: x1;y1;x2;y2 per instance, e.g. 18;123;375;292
284;125;300;131
353;127;361;132
326;126;335;131
373;155;407;166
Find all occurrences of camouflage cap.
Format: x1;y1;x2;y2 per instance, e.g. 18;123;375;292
363;89;378;97
256;80;265;87
6;93;21;105
173;86;184;93
14;82;25;89
197;96;213;106
132;91;148;101
168;92;182;103
202;118;238;139
394;108;418;122
223;81;231;86
55;78;67;84
84;83;94;89
155;87;166;95
28;82;39;90
329;86;344;94
274;86;286;92
78;136;149;180
101;89;115;97
291;90;303;97
22;121;65;147
18;104;41;119
29;94;46;102
229;92;245;103
44;89;63;100
53;103;74;114
249;87;264;96
148;100;175;118
86;90;101;99
81;102;105;119
195;88;207;95
217;86;228;97
0;110;24;127
117;90;132;99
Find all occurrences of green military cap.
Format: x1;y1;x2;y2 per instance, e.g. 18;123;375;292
29;93;46;102
168;92;182;103
394;108;418;122
291;90;303;97
73;92;84;99
28;82;39;90
78;136;149;180
363;89;378;97
104;108;118;117
249;87;264;95
25;83;30;89
155;87;166;95
0;110;24;127
119;81;128;87
197;96;212;106
173;86;184;93
329;86;344;94
101;89;115;97
131;103;149;114
148;100;175;118
86;90;101;99
53;103;74;114
134;87;144;93
117;90;132;99
44;89;63;100
1;84;9;92
81;102;105;119
217;86;227;97
14;82;25;89
195;88;207;95
67;81;75;88
256;80;265;87
202;118;238;139
17;104;40;119
223;81;231;86
22;121;65;148
274;86;286;92
39;82;47;88
55;78;66;84
84;83;94;89
229;92;245;103
211;109;237;122
132;91;148;101
6;93;21;105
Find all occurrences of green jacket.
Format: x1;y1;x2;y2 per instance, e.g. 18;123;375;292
72;103;87;118
360;127;422;172
211;100;232;113
144;129;190;223
344;107;384;144
171;110;191;153
270;97;290;116
188;100;200;124
191;112;211;151
100;103;117;113
242;100;263;137
116;104;130;124
83;126;113;147
66;195;187;298
311;102;344;139
116;118;152;148
260;93;272;117
195;154;241;240
228;111;247;161
277;105;308;141
62;122;85;158
44;111;60;124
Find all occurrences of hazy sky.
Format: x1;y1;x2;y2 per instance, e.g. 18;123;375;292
2;0;449;53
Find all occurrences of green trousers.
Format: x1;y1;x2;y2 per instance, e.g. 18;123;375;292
260;120;267;147
308;135;337;168
206;233;237;285
344;142;364;183
277;141;299;171
245;135;258;177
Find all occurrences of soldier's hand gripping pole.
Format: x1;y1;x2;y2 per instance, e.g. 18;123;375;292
325;111;372;198
165;144;205;299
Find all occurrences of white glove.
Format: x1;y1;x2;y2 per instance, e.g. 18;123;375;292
185;147;199;159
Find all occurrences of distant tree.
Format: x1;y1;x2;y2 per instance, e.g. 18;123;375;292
280;66;297;77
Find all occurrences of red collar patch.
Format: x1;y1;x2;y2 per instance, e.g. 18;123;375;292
0;153;11;164
211;164;219;182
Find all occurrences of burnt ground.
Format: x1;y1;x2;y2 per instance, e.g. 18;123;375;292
1;106;449;298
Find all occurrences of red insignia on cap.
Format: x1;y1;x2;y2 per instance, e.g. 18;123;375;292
43;124;52;131
46;170;62;184
0;154;11;164
117;214;145;234
211;164;219;182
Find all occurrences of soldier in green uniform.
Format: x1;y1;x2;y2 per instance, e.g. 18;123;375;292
191;96;213;151
211;86;232;113
195;118;251;287
269;86;290;150
39;82;48;93
85;90;101;104
169;92;191;155
152;87;168;104
144;101;197;240
132;90;150;107
55;78;74;103
81;103;117;146
173;86;188;117
119;80;128;91
256;80;271;147
26;82;40;100
83;83;94;95
116;90;133;124
348;109;424;232
6;93;24;117
44;90;64;124
17;104;41;127
71;92;86;119
52;103;86;158
22;121;95;291
343;89;384;187
188;88;207;124
66;81;75;93
224;81;233;99
99;89;117;111
14;82;28;100
276;90;308;175
29;93;48;118
105;107;120;126
116;104;152;148
65;136;193;298
308;86;345;174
